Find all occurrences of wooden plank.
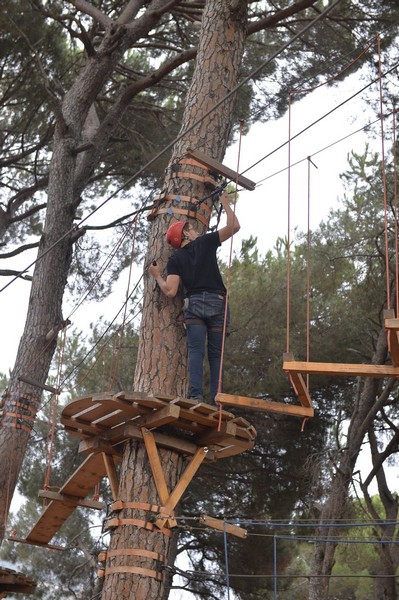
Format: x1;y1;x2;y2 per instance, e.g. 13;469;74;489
215;393;314;418
283;352;313;407
141;428;177;529
25;453;115;545
38;490;104;510
384;307;399;330
287;372;313;408
102;453;120;501
141;429;169;504
8;535;65;551
186;149;256;190
137;404;180;429
195;421;237;446
200;515;247;539
384;309;399;367
283;360;399;378
214;441;255;459
155;447;208;529
79;424;217;461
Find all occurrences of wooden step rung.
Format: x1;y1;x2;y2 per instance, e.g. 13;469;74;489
283;359;399;378
384;309;399;367
215;393;314;418
22;452;119;546
186;149;256;190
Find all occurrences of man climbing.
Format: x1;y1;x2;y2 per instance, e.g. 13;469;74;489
148;190;240;403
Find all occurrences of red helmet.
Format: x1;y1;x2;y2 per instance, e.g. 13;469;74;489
166;221;186;248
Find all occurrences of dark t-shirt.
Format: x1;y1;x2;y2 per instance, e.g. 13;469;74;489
167;231;226;296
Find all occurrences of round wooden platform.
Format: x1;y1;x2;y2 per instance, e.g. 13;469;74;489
61;391;256;460
0;566;36;595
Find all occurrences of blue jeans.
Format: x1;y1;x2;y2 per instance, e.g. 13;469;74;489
184;292;229;403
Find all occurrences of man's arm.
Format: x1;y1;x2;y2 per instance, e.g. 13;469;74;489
148;262;180;298
218;191;240;243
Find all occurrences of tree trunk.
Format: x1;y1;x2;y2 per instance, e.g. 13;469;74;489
0;0;186;543
100;2;248;599
308;326;391;600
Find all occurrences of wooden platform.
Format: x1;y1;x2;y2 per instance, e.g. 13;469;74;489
283;311;399;409
60;391;256;460
9;452;114;549
215;392;313;418
0;567;36;595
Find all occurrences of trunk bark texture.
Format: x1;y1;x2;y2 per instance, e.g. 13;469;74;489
308;326;392;600
100;2;248;599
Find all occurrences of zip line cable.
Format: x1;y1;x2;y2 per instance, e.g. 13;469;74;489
0;0;344;294
240;57;399;180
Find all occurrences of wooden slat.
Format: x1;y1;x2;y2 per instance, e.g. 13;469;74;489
79;424;217;461
200;515;247;539
155;447;208;529
213;441;255;459
195;421;237;446
137;404;180;428
25;453;117;545
384;309;399;367
102;453;119;501
283;360;399;378
216;393;314;418
38;490;104;510
141;429;169;505
186;149;256;190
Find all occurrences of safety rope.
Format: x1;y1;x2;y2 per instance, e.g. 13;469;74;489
43;326;67;491
108;215;139;391
286;35;381;356
377;36;391;312
394;109;399;315
216;121;244;429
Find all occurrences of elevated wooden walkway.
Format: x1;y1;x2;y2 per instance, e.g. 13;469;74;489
9;452;115;549
0;567;36;596
280;309;399;408
11;391;255;549
61;391;256;460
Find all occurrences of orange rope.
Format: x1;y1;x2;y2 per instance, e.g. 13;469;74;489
306;157;311;389
43;327;66;490
377;37;390;310
108;215;139;391
217;121;244;428
286;95;292;353
285;36;379;356
394;110;399;315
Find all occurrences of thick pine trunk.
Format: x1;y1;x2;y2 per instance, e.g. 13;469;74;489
100;2;248;599
308;326;390;600
0;1;179;542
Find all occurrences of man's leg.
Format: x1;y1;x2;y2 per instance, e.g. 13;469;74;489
207;325;225;403
185;320;207;400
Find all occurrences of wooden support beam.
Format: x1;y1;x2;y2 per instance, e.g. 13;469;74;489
137;403;180;429
283;359;399;378
195;420;237;446
199;515;247;539
8;536;65;551
141;428;176;528
102;453;119;501
186;149;256;190
38;490;104;510
384;309;399;367
141;428;170;505
154;447;208;529
19;452;120;547
215;393;314;418
17;375;60;395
